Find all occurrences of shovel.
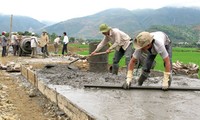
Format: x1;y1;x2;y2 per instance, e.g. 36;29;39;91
67;51;111;69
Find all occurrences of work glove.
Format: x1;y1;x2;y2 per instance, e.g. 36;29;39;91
162;72;171;90
122;70;133;89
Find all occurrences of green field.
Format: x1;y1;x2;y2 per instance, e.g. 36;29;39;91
70;44;200;77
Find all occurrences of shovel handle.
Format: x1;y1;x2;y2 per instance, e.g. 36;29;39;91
68;58;79;65
88;51;113;57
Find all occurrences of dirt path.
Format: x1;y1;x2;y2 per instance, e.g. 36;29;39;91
0;70;65;120
0;56;69;120
1;71;46;120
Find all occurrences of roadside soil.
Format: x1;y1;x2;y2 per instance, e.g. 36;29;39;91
0;45;69;120
0;65;69;120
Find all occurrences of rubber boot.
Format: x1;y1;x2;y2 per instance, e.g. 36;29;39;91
168;72;173;87
112;64;119;75
138;71;149;86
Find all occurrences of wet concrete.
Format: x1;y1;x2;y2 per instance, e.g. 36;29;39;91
36;64;200;120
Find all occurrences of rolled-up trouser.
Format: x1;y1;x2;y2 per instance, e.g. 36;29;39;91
138;42;172;85
112;42;134;75
138;53;156;85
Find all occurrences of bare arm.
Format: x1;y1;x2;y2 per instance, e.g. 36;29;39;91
128;56;137;71
163;56;171;72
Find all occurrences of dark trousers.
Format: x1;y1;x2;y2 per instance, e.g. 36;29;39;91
112;42;134;74
12;45;19;56
41;45;49;57
113;42;134;67
2;46;7;57
62;44;68;55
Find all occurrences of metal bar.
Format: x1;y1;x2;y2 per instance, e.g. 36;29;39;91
84;84;200;91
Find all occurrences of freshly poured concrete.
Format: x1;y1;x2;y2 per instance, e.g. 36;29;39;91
48;81;200;120
20;58;200;120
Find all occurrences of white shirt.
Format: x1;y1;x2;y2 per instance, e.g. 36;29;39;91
31;36;38;47
54;37;60;44
63;35;69;44
11;35;18;45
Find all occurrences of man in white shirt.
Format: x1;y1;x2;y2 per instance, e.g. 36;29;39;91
122;31;172;90
62;32;69;56
30;33;38;58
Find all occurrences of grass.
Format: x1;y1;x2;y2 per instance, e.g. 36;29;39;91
69;43;200;77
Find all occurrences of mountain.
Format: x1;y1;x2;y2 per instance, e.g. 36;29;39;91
1;7;200;41
42;8;141;39
43;7;200;39
0;14;45;33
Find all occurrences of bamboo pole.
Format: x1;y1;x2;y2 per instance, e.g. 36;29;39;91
6;14;13;55
9;14;13;39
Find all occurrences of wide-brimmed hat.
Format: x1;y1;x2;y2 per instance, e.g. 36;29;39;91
42;30;47;33
99;23;111;33
134;31;154;49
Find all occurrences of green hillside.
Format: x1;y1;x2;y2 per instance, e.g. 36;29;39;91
43;7;200;40
1;7;200;43
147;25;200;43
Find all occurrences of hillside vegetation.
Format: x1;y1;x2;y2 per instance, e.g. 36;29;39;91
1;7;200;43
43;7;200;40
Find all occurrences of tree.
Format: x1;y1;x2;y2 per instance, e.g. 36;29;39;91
50;33;57;43
69;37;75;43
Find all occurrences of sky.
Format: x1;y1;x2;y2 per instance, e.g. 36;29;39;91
1;0;200;23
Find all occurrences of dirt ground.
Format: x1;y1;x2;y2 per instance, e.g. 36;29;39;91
0;71;62;120
0;56;69;119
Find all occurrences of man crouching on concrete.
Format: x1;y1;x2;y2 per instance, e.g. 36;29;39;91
122;31;172;90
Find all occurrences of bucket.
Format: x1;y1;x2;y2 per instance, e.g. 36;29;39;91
88;42;109;73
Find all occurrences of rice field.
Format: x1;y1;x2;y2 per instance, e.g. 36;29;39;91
70;44;200;76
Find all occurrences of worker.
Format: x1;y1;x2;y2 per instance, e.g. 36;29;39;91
39;31;50;58
1;32;8;57
30;33;39;58
62;32;69;56
90;23;134;75
54;36;61;54
10;32;19;56
122;31;172;90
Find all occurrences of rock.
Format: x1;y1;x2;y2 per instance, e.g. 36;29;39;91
29;88;37;97
0;84;3;90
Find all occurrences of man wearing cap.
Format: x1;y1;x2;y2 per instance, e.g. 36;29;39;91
122;31;172;90
30;33;39;58
1;32;8;57
91;23;134;75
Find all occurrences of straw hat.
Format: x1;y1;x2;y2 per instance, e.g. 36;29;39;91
134;31;154;49
99;23;111;33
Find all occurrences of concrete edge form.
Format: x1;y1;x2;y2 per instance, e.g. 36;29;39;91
20;65;96;120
